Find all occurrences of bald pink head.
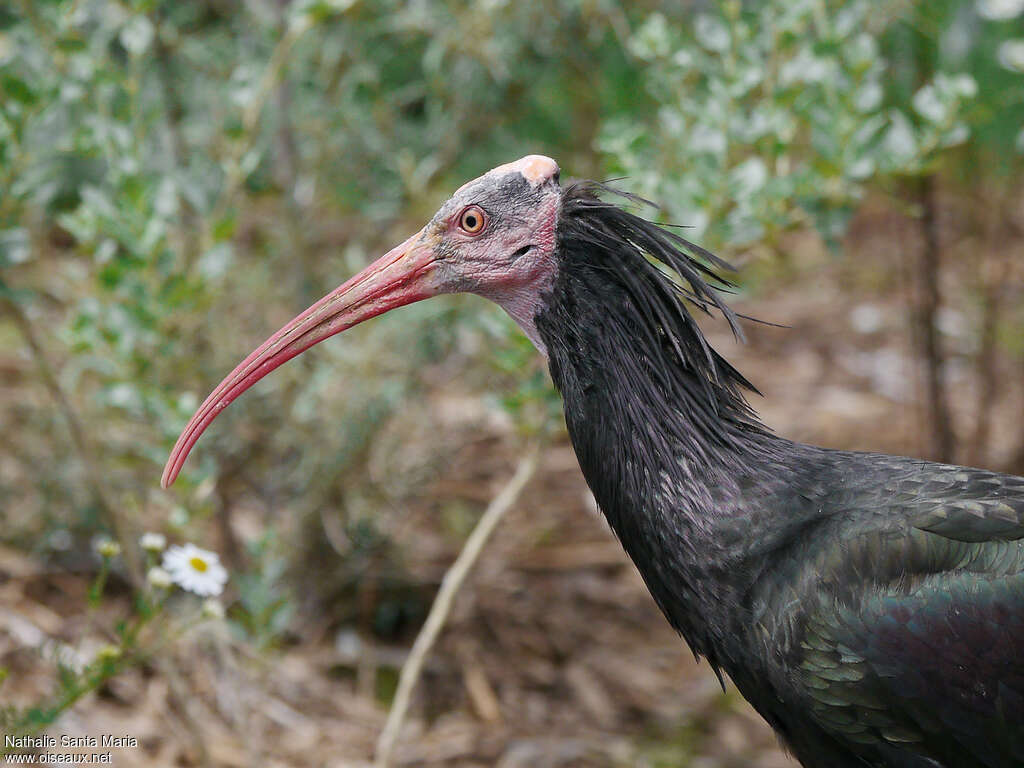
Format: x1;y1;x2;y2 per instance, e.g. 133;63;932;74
162;155;563;488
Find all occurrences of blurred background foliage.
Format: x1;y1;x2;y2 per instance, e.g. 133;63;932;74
2;0;1024;764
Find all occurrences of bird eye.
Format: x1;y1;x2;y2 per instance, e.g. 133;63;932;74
458;205;486;234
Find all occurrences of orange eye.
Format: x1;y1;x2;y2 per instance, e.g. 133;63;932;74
458;205;486;234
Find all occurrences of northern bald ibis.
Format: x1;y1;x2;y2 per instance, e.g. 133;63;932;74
164;156;1024;768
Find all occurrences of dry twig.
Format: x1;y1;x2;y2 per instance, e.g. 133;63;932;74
374;443;542;767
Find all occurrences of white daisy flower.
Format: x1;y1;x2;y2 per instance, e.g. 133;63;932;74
94;537;121;558
140;532;167;553
201;598;226;620
162;544;228;596
147;566;173;589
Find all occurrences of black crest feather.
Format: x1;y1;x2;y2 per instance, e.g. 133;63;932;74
544;181;766;449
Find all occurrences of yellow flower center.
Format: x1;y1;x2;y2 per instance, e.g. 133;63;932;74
189;556;209;573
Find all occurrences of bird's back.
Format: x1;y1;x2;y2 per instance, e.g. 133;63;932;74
738;446;1024;768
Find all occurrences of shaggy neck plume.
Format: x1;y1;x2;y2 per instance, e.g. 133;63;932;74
541;182;766;449
535;182;780;667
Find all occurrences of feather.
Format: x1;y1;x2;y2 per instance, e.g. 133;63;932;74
552;181;763;449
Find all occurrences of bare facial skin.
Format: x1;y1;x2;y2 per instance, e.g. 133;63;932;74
162;156;563;487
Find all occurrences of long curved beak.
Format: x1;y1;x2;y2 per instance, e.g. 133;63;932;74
161;229;439;488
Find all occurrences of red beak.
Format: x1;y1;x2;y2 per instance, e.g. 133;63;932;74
161;229;439;488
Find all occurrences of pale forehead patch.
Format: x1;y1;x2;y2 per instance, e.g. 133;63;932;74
490;155;560;187
450;155;560;199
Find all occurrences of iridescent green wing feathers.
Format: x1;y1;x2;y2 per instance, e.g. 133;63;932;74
907;464;1024;543
794;458;1024;767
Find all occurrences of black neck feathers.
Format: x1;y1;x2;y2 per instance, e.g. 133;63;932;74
535;182;783;667
540;181;766;453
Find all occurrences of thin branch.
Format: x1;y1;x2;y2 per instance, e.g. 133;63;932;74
1009;352;1024;476
203;13;313;253
153;13;203;272
968;198;1012;467
1;296;140;582
374;443;542;768
914;175;954;462
156;657;213;768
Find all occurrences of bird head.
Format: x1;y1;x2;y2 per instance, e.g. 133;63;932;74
161;155;564;488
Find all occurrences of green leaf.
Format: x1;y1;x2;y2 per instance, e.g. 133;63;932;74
630;13;672;60
0;228;30;266
695;14;730;53
119;16;154;55
55;36;88;52
0;8;18;31
211;214;237;242
1;75;37;106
